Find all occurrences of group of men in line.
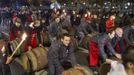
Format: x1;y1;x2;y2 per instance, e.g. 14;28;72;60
0;6;134;75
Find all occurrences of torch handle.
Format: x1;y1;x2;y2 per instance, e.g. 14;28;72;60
10;39;24;58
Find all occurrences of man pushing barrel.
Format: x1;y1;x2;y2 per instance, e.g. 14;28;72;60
47;33;80;75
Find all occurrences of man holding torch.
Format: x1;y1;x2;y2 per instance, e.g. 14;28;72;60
0;33;28;75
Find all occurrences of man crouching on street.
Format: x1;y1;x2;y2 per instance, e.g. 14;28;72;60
47;33;80;75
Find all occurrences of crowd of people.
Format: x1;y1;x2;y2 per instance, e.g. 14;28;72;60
0;2;134;75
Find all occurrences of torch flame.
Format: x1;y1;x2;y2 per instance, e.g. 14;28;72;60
22;33;27;40
112;16;115;19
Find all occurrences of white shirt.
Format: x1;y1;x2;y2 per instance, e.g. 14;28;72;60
107;61;127;75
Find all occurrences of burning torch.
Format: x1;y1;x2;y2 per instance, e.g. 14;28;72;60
6;33;27;64
10;33;27;58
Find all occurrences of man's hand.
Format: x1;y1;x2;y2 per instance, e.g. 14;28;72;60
115;53;122;59
28;46;32;51
105;59;113;64
5;57;13;64
39;44;43;47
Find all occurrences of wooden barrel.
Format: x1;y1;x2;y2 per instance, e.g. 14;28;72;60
26;50;38;71
34;69;47;75
40;31;51;46
15;54;31;73
99;63;111;75
99;57;120;75
26;47;48;71
32;47;48;71
80;35;91;50
71;37;78;52
62;66;93;75
63;68;84;75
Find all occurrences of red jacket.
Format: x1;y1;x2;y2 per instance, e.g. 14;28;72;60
84;16;92;22
9;26;21;41
29;31;37;48
27;16;33;23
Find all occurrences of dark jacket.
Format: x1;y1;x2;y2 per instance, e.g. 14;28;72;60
48;40;77;74
78;21;95;35
48;21;61;37
92;33;116;60
61;16;72;28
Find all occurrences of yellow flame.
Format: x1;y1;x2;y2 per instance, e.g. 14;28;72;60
22;33;27;40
